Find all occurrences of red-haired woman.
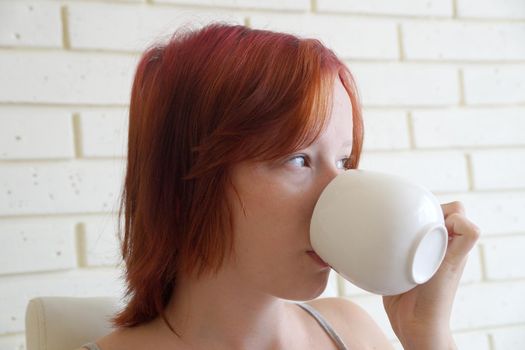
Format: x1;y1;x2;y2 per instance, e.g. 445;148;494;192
80;23;480;350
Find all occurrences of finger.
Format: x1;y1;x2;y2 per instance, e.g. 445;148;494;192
443;213;481;267
441;201;466;218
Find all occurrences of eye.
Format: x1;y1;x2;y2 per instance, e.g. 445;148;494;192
288;155;310;168
336;157;350;170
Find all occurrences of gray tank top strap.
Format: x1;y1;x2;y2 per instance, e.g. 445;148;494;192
81;342;102;350
296;302;349;350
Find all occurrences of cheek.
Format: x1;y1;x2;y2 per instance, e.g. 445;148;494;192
237;182;316;243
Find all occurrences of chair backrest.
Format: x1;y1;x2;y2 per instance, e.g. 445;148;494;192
25;296;120;350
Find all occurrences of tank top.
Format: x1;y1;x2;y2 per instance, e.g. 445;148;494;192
81;302;349;350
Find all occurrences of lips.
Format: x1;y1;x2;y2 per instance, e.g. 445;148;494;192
307;250;330;268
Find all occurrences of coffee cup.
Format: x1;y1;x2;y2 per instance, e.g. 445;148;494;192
310;170;448;296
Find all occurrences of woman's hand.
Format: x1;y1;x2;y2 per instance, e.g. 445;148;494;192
383;201;481;350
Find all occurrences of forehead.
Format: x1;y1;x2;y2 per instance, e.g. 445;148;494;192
321;78;353;143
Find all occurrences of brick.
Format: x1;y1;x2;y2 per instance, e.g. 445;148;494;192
0;2;62;48
0;269;122;334
471;150;525;190
83;216;121;267
0;222;76;275
451;281;525;330
359;151;468;192
453;331;490;350
491;325;525;350
483;235;525;280
0;107;74;159
403;22;525;61
317;0;452;17
79;109;128;158
437;192;525;236
362;110;410;151
350;63;459;107
0;50;136;105
463;66;525;105
154;0;309;11
412;108;525;148
250;14;398;60
0;161;124;216
458;0;525;20
68;2;244;51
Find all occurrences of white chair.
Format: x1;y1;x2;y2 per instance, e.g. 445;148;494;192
25;297;120;350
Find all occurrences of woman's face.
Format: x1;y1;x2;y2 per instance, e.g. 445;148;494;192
226;78;353;300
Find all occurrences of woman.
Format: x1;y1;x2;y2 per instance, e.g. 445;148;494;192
80;23;480;350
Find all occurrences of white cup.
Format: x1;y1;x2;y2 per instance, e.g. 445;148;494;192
310;170;448;296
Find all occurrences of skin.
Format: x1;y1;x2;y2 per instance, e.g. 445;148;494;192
89;77;480;350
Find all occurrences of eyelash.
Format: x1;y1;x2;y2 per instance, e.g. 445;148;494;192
288;155;351;169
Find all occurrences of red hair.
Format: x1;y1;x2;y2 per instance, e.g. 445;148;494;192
112;23;364;329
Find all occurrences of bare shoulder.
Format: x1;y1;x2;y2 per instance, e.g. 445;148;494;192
81;328;134;350
306;297;394;349
81;321;185;350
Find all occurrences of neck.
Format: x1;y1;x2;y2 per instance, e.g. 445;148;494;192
163;266;299;350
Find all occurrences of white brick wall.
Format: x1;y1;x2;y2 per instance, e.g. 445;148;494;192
250;14;399;59
483;236;525;280
457;0;525;20
154;0;310;11
471;150;525;190
316;0;453;17
0;2;62;48
0;107;74;159
0;161;124;215
0;221;76;275
403;21;525;61
1;0;524;349
68;2;244;52
412;108;525;148
359;151;469;192
0;50;136;104
492;326;525;349
362;110;410;151
350;63;460;106
437;192;525;236
463;65;525;105
78;109;128;158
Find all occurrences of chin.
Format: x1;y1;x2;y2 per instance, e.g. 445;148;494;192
276;268;331;301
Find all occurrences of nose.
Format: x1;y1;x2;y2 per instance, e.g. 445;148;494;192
317;161;343;195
